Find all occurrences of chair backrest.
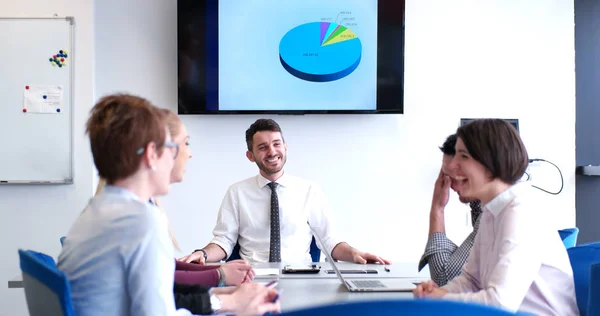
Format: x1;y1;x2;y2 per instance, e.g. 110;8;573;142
567;242;600;315
227;242;242;261
18;249;75;316
278;299;530;315
226;236;321;262
559;227;579;248
309;236;321;262
588;262;600;316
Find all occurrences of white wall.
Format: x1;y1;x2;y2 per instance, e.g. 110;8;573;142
0;0;573;314
0;1;94;315
95;0;576;267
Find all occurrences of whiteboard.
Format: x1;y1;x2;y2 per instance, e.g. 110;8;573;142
0;17;74;184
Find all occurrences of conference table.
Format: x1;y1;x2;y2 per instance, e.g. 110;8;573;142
241;261;428;311
8;261;430;312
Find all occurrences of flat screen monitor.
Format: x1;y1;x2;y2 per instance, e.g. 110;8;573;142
460;118;520;133
177;0;405;114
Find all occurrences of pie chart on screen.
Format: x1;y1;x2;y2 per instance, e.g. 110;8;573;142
279;22;362;82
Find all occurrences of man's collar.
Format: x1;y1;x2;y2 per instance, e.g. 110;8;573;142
257;172;289;189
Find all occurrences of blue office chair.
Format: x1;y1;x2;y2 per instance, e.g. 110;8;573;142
588;262;600;316
559;227;579;248
18;249;75;316
567;241;600;315
59;236;66;246
227;236;321;262
278;299;530;315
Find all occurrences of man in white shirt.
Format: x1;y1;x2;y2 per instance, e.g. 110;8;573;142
180;119;389;264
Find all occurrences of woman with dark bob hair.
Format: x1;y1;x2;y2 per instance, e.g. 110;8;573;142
414;119;578;315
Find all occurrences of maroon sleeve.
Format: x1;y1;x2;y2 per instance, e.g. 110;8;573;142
175;260;220;272
174;269;219;286
173;259;221;286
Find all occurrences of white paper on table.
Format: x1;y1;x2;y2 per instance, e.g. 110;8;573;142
254;268;280;276
23;84;64;114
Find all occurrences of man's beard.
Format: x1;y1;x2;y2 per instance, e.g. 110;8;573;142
255;155;286;175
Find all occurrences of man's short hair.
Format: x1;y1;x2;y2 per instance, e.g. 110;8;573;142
456;119;528;184
245;119;284;151
439;134;458;155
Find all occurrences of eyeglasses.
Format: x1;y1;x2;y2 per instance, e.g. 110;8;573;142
164;141;179;158
136;141;179;159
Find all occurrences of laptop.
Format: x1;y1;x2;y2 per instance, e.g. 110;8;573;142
311;227;417;292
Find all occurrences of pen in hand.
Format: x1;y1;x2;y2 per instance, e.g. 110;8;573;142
265;286;282;316
272;289;283;303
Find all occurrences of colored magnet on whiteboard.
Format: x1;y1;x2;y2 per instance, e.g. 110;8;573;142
62;62;67;66
25;85;29;89
56;108;61;113
23;109;27;113
51;50;68;67
43;95;47;99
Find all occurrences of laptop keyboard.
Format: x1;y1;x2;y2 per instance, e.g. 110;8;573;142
350;280;386;288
